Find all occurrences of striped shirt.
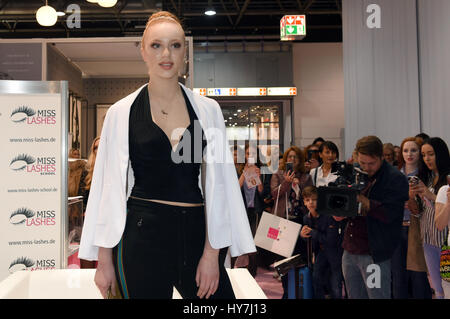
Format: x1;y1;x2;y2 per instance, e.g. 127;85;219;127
420;178;449;247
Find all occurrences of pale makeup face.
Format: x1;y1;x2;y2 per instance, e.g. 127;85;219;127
140;21;186;80
402;141;420;166
421;144;437;171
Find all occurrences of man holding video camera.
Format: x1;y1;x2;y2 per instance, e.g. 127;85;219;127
339;136;409;299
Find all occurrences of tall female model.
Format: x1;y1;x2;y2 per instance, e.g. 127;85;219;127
78;11;256;299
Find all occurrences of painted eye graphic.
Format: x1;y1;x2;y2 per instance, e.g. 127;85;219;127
10;106;36;123
10;208;35;225
9;257;35;273
10;154;35;171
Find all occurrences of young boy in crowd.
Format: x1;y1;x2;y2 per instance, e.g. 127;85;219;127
300;186;347;299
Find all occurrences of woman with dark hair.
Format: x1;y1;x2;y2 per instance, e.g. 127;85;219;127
411;137;450;299
309;141;339;187
393;137;431;299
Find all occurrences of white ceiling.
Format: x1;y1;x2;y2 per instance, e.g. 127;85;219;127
53;39;148;78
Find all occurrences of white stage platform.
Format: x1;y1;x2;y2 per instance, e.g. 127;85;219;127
0;268;267;299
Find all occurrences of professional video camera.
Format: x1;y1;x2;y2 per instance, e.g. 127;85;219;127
316;162;369;217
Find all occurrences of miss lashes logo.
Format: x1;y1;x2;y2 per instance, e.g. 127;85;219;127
9;257;56;274
9;208;56;226
10;106;56;124
10;154;56;175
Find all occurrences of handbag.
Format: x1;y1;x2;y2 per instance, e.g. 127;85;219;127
254;185;302;258
440;237;450;282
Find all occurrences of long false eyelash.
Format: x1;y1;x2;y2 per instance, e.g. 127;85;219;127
11;106;36;117
10;208;35;224
10;106;36;122
9;257;35;268
10;154;36;166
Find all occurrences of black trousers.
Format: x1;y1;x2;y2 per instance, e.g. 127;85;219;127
112;197;235;299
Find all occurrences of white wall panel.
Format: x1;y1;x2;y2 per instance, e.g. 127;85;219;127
342;0;421;158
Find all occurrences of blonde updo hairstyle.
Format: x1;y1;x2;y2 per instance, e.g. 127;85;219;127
141;11;185;50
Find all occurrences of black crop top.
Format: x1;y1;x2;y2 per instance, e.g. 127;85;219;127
129;85;207;203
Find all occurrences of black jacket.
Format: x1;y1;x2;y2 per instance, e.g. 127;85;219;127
302;213;347;258
364;161;409;263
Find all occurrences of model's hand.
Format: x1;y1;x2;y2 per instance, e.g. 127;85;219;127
196;251;219;299
95;259;116;299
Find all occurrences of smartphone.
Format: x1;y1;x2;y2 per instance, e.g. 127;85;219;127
408;176;419;186
286;162;294;173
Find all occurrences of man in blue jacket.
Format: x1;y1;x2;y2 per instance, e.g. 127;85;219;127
338;136;409;299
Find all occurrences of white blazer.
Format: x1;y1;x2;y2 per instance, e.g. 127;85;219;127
78;83;257;260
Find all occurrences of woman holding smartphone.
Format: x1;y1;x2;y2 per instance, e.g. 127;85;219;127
270;146;312;298
395;137;431;299
304;144;320;173
270;146;312;220
78;11;256;299
411;137;450;299
309;141;339;187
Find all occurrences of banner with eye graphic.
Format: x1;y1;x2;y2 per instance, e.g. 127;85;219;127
0;81;68;283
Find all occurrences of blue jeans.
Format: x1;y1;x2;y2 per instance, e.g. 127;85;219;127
423;243;445;299
342;250;391;299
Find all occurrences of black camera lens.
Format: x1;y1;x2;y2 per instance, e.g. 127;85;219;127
329;195;348;209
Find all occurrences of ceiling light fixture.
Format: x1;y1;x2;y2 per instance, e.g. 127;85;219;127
98;0;118;7
205;0;216;16
36;1;57;27
86;0;98;3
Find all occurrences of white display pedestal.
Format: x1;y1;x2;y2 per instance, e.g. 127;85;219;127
0;268;267;299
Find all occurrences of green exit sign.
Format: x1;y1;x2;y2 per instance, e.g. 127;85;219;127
280;15;306;41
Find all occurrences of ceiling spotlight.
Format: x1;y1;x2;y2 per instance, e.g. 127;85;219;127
56;11;66;17
36;3;57;27
86;0;98;3
205;0;216;16
98;0;117;7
